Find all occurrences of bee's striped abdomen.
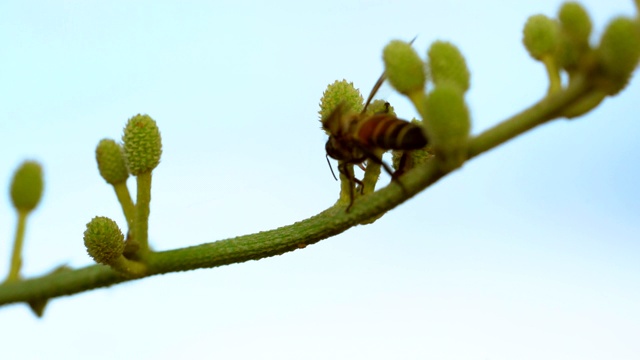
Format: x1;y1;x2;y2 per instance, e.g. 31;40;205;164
356;114;428;150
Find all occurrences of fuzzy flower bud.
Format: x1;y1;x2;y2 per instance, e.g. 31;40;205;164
597;17;640;95
428;41;470;93
96;139;129;185
559;2;592;45
318;80;363;123
10;161;44;213
383;40;427;96
557;2;593;71
423;85;470;172
83;216;125;265
366;99;395;116
122;114;163;175
523;14;560;61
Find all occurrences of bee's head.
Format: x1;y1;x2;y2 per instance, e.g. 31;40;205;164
325;137;344;161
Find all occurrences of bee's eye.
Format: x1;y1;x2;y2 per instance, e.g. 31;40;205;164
325;138;344;160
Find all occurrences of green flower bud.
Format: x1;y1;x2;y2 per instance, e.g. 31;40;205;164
597;17;640;95
559;2;592;45
366;99;395;116
523;15;561;61
96;139;129;185
83;216;125;265
557;36;582;71
122;114;163;175
423;85;470;172
318;80;363;123
383;40;427;96
427;41;471;93
392;148;433;172
10;161;44;213
557;2;593;71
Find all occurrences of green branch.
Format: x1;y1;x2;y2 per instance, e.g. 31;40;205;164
0;76;592;307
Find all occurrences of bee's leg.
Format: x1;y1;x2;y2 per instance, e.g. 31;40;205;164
349;177;365;212
338;162;363;212
394;151;413;177
358;148;408;195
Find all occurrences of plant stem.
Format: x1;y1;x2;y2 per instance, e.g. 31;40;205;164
134;172;152;258
113;182;134;229
0;75;593;306
468;75;590;159
543;56;562;95
5;210;28;283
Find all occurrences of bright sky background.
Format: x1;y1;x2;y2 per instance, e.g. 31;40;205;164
1;1;639;359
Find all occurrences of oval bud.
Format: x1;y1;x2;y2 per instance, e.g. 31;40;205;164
366;99;395;116
523;14;560;61
558;2;592;45
10;161;44;213
83;216;125;265
423;85;470;172
122;114;163;175
597;17;640;95
96;139;129;185
383;40;427;96
557;2;593;71
427;41;470;93
318;80;363;123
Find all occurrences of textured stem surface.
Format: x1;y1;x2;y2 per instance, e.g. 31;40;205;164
5;211;28;283
0;77;592;307
134;172;152;257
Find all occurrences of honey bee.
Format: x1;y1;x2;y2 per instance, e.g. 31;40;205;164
322;71;428;210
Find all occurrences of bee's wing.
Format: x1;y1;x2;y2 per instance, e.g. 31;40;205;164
322;102;348;135
362;72;387;114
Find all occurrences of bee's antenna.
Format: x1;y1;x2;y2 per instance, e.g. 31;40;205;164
362;36;418;114
326;154;338;181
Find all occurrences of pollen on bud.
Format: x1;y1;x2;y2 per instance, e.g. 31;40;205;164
423;85;470;172
596;16;640;95
427;41;470;93
318;80;363;122
83;216;125;265
10;161;44;213
523;14;561;61
122;114;163;175
383;40;427;96
96;139;129;185
366;99;395;116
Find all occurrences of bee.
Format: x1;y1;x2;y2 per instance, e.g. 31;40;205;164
322;71;428;210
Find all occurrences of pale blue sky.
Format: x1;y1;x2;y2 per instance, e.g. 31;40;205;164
1;1;639;359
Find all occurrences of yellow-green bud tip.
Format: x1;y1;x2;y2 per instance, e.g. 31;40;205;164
318;80;363;123
96;139;129;185
597;16;640;95
122;114;163;175
558;2;592;45
83;216;125;265
10;161;44;213
366;99;395;116
383;40;427;96
423;85;470;172
427;41;471;93
523;14;560;61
